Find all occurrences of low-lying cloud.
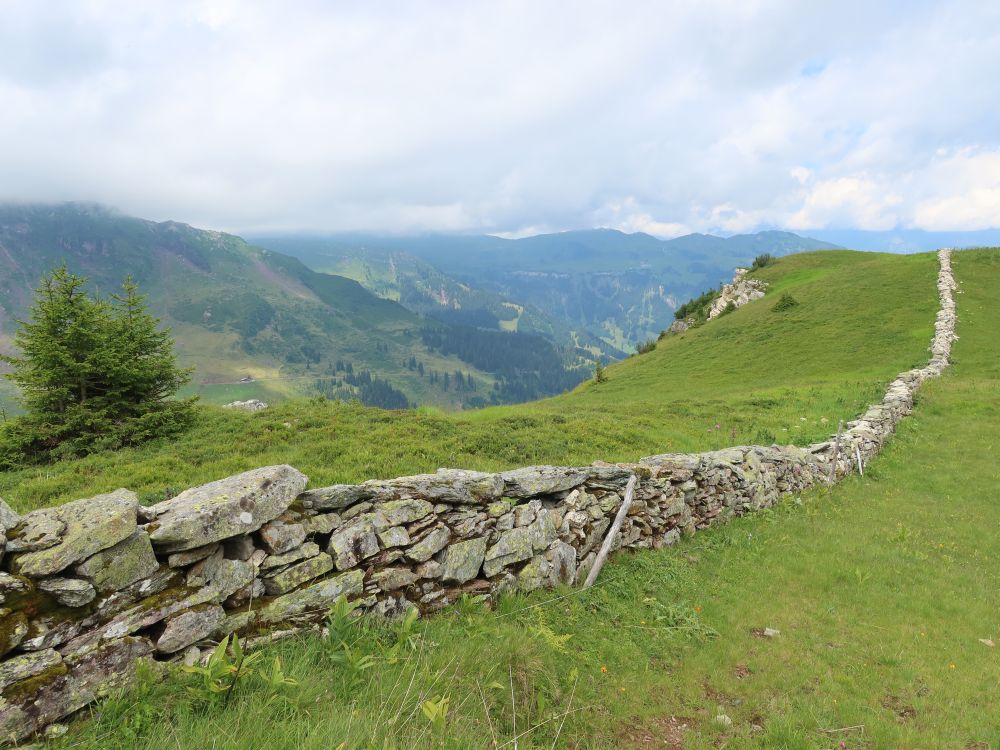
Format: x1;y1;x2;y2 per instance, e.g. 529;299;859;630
1;0;997;236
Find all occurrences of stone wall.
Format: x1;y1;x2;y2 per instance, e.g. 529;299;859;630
0;251;956;743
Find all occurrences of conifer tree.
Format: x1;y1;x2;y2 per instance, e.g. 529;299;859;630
0;266;195;465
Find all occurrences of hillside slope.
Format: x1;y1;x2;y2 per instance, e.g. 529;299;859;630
7;248;996;748
1;248;939;511
252;229;839;351
0;204;586;410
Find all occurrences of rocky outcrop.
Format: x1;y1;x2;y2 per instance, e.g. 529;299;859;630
0;251;957;744
707;268;768;320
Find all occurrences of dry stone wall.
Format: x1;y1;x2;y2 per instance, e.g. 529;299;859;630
0;251;957;743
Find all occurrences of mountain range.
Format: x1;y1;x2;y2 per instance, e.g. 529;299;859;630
0;202;841;412
249;229;839;351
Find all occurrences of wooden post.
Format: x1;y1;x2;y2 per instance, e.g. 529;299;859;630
828;419;844;483
855;444;864;476
583;475;638;589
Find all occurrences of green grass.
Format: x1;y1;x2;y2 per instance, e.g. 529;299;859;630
0;250;939;512
45;248;998;749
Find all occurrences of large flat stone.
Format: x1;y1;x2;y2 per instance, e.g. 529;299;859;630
147;465;307;553
0;636;153;744
0;648;62;691
10;490;138;578
255;569;364;625
156;605;226;653
262;553;334;596
75;530;159;593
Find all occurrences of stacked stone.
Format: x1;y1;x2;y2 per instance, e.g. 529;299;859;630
0;252;957;743
707;268;768;320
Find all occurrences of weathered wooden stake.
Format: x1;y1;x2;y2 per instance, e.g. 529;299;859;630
583;475;638;588
828;419;844;483
855;444;864;476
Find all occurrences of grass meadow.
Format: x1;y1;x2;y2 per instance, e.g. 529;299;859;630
5;249;997;748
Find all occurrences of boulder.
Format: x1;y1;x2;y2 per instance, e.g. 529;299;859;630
10;490;138;578
74;530;159;593
223;399;269;412
147;465;307;553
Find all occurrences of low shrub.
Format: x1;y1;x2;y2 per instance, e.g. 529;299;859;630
772;293;800;312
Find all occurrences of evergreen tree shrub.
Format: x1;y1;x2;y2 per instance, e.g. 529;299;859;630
0;266;196;466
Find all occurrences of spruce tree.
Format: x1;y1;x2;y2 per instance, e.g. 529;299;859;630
0;267;195;465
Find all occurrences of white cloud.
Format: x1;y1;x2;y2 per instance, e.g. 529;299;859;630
0;0;997;235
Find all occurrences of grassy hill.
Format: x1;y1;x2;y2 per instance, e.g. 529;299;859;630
0;204;587;411
1;248;938;510
2;247;997;748
251;229;839;352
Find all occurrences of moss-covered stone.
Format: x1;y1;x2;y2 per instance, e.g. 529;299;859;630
74;530;160;594
148;465;307;553
440;537;487;584
10;490;138;578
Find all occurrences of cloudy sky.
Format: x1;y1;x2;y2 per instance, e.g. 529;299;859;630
1;0;998;236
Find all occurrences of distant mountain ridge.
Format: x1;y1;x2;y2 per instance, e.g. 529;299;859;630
0;204;591;411
250;228;839;350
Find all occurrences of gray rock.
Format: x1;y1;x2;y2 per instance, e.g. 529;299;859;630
207;558;257;600
327;523;380;570
157;605;226;653
4;513;64;554
377;526;410;548
415;560;443;578
372;567;420;591
297;484;369;511
441;537;487;584
185;547;225;588
260;542;320;572
147;465;307;552
372;469;503;504
262;553;334;596
0;572;30;604
302;512;342;535
223;399;269;412
259;518;306;555
38;577;96;608
10;490;138;578
224;578;265;609
0;610;28;656
254;569;364;625
500;466;591;497
483;527;535;577
0;648;62;691
0;636;154;744
0;497;21;532
546;541;577;585
376;498;434;525
75;530;159;593
405;526;451;562
167;542;220;568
